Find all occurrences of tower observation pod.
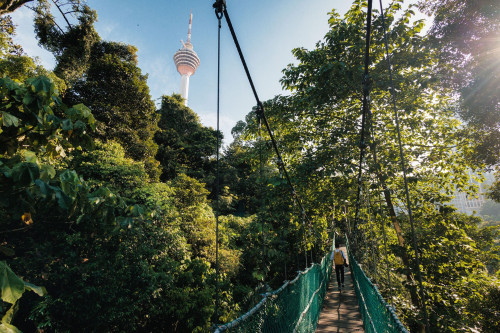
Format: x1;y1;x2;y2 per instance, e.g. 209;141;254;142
173;11;200;106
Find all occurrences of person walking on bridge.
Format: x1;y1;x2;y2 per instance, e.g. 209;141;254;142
331;243;347;291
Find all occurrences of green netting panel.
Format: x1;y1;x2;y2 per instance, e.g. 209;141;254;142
214;246;333;333
346;238;408;333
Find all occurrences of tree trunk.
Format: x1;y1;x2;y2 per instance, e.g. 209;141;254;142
369;140;425;332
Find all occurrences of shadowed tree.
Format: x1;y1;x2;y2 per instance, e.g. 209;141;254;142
65;41;160;179
34;0;99;84
155;94;221;187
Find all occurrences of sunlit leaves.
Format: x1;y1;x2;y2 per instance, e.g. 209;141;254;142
0;261;46;332
0;262;25;304
418;0;500;166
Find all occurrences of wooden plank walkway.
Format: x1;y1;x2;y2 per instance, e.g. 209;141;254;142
316;247;364;333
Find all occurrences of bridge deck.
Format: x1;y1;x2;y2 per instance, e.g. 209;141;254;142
316;247;364;333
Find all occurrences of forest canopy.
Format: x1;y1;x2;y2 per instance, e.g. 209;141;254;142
0;0;499;332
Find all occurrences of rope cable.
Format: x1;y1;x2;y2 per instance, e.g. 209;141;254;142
214;5;223;325
379;195;393;307
378;1;430;330
258;116;266;277
214;0;311;230
354;0;373;241
361;178;370;269
365;183;378;282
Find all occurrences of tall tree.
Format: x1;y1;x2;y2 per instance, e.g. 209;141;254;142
65;41;160;179
155;94;220;186
34;0;98;84
33;1;160;178
0;15;22;56
1;15;67;91
418;0;500;166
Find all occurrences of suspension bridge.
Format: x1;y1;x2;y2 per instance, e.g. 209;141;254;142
214;237;407;332
211;0;429;331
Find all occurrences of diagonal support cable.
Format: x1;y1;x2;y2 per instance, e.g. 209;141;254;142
354;0;373;243
213;0;312;230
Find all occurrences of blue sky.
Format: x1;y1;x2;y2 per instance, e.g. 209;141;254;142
8;1;430;144
10;0;354;143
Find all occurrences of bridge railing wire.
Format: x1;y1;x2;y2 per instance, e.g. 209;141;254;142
346;237;408;333
214;238;335;333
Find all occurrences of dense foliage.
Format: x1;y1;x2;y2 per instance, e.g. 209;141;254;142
155;94;220;186
0;0;499;332
418;0;500;166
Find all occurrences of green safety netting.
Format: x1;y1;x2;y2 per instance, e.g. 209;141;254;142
214;239;335;333
346;237;408;333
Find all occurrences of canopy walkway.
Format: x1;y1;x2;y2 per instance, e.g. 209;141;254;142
316;246;363;333
214;238;408;333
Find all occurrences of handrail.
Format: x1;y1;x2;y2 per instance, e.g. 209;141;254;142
346;237;408;333
214;250;333;332
293;254;329;332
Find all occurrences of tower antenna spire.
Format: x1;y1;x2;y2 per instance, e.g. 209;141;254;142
173;10;200;106
187;10;193;44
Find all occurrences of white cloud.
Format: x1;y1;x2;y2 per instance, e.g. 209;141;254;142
140;55;177;100
198;111;237;146
97;22;118;39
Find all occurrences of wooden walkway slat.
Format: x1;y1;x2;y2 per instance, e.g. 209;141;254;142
316;247;364;333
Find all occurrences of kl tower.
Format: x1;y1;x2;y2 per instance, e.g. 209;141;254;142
173;11;200;106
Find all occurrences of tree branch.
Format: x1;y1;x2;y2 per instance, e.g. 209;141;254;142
0;0;34;15
51;0;73;30
30;4;65;34
0;226;30;233
0;126;36;144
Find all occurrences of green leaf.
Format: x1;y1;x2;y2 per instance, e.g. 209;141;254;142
0;77;18;91
28;76;54;96
40;164;56;181
0;262;25;304
1;299;18;326
61;119;73;131
34;179;50;196
59;170;81;197
0;165;12;178
66;104;95;131
73;120;86;134
71;103;92;119
24;282;47;297
54;189;71;210
1;112;19;127
12;163;39;187
23;151;37;164
0;322;22;333
22;93;34;106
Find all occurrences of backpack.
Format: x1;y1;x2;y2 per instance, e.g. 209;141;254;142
333;249;344;265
